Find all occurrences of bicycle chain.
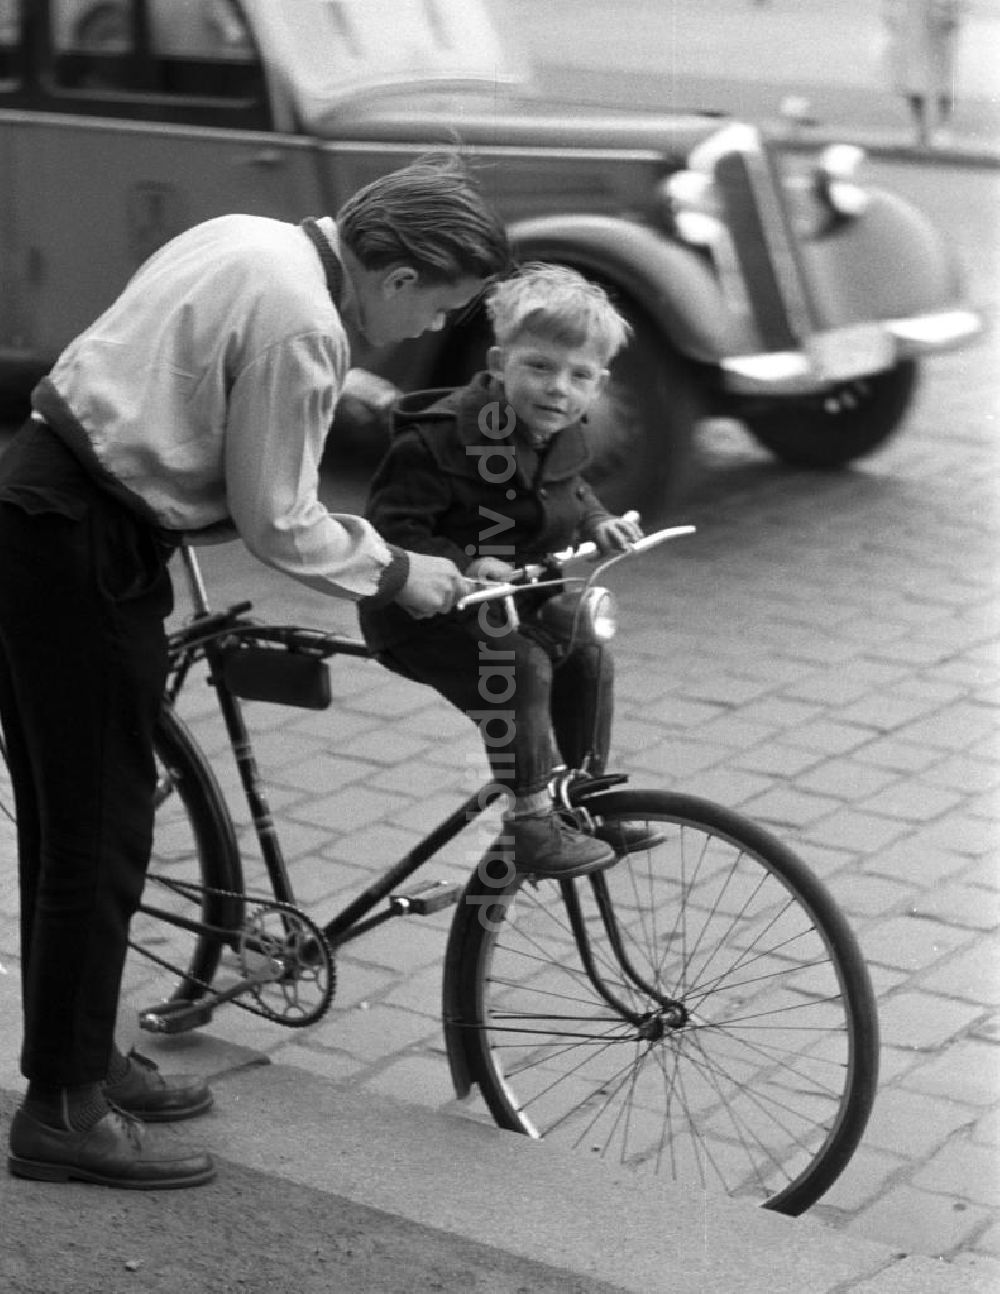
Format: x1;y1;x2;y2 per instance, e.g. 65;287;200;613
136;875;337;1027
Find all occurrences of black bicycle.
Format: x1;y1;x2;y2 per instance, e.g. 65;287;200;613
0;524;879;1215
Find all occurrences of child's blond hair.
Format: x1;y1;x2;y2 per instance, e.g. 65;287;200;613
485;263;631;363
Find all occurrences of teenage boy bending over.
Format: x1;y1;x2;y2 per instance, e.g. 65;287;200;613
360;263;645;879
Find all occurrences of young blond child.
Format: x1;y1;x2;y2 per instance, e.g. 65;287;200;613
359;264;643;878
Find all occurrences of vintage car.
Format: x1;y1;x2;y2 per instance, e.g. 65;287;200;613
0;0;982;515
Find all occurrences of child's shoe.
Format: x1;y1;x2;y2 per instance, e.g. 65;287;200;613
510;811;616;880
594;821;668;855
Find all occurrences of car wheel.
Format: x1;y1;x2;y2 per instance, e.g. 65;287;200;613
740;359;919;469
582;300;707;521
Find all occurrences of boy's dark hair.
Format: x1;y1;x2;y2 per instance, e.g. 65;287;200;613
337;153;510;283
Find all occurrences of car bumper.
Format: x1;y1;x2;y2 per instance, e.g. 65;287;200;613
720;308;983;395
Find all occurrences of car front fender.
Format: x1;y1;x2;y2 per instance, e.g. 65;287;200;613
507;213;740;364
803;187;973;329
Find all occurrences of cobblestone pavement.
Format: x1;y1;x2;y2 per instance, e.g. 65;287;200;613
40;293;987;1270
0;188;997;1288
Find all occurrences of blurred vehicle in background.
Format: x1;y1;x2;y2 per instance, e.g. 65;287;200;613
0;0;982;514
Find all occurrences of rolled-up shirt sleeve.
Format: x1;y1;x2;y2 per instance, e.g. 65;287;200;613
224;329;408;603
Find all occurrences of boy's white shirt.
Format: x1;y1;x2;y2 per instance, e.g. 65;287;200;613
42;214;396;601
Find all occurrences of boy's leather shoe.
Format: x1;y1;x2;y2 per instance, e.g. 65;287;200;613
104;1049;213;1123
8;1106;215;1189
511;812;616;880
594;821;668;855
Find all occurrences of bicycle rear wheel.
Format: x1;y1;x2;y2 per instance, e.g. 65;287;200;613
120;704;244;1029
0;705;242;1031
447;788;879;1215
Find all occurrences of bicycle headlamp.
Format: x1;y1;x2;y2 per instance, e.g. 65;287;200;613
583;586;617;641
536;586;617;645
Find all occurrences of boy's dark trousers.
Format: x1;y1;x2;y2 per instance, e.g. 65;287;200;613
0;424;174;1086
377;609;613;797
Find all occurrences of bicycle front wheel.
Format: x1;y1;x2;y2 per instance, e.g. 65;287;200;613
449;788;879;1215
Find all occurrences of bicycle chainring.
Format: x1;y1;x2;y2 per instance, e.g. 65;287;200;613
237;899;336;1027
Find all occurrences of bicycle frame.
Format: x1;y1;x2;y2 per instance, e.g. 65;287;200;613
167;545;510;952
145;530;694;1027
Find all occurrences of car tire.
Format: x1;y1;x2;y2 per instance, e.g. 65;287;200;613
582;298;707;522
739;359;919;469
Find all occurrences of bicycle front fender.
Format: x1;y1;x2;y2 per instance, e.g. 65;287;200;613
442;882;477;1100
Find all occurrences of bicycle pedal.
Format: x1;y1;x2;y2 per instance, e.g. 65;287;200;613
138;998;214;1035
389;880;462;915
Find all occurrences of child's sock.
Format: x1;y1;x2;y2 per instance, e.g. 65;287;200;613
511;789;550;818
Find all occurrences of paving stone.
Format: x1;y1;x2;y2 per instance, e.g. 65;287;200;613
854;737;944;773
909;883;1000;931
911;1138;1000;1207
796;759;900;801
336;727;433;764
247;728;327;768
368;760;469;798
273;751;379;793
903;1040;1000;1106
740;785;841;828
732;742;824;777
839;692;951;732
921;945;1000;1006
288;706;380;740
862;837;975;886
646;695;730;728
784;719;878;755
970;1108;1000;1146
679;765;773;808
317;1002;441;1063
814;1145;908;1214
861;915;974;974
344;677;441;716
896;704;998;752
852;1253;1000;1293
863;1086;979;1159
876;991;985;1052
856;780;965;822
803;808;910;853
628;737;729;778
686;714;778;749
274;1043;366;1083
365;1055;458;1108
848;1183;993;1257
672;673;773;706
973;1219;1000;1259
291;785;409;831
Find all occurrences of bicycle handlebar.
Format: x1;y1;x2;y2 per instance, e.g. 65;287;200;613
455;520;696;610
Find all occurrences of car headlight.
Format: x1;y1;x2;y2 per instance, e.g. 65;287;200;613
658;170;722;246
815;143;869;218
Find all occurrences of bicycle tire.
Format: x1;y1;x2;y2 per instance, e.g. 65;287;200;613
120;704;244;1028
446;787;879;1215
